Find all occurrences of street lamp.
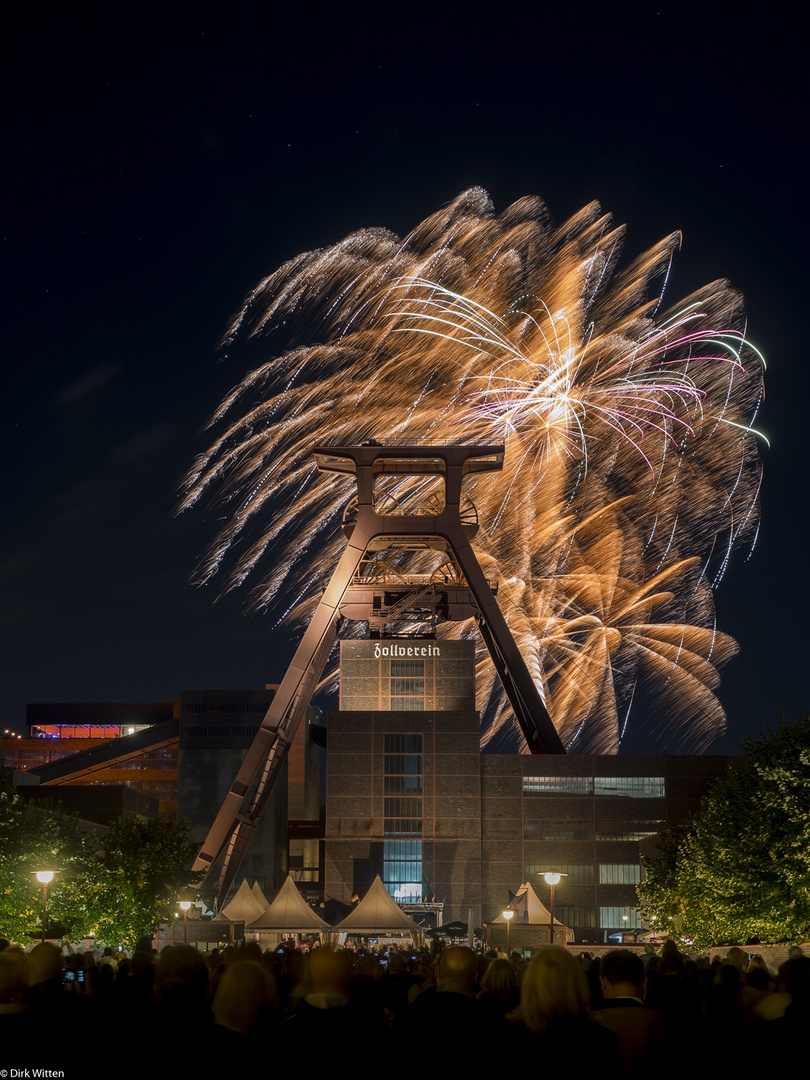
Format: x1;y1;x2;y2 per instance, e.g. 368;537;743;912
502;908;514;955
178;900;192;944
34;870;55;943
540;871;567;945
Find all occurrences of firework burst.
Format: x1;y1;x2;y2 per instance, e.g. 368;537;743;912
180;188;765;753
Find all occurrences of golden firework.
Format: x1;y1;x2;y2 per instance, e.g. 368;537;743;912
180;189;764;753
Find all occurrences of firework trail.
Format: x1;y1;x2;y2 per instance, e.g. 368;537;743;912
180;189;765;753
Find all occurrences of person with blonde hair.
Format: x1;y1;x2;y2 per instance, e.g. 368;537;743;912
478;957;519;1019
510;947;620;1072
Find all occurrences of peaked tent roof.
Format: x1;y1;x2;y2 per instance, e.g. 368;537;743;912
490;881;564;925
251;882;269;910
220;879;269;924
248;875;331;931
334;876;422;933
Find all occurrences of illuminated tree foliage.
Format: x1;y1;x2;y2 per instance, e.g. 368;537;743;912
58;818;200;949
0;769;84;942
0;768;199;947
638;716;810;947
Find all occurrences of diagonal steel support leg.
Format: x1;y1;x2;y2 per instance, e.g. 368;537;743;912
448;530;561;754
192;533;370;901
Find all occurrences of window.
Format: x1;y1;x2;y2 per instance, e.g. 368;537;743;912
594;777;665;798
391;659;425;677
384;753;423;774
390;660;425;710
524;819;594;840
596;819;664;841
383;734;423;893
383;840;422;899
599;907;643;929
384;774;422;794
384;797;422;818
522;776;665;797
599;864;641;885
389;695;425;711
385;733;423;755
523;776;593;795
383;735;423;799
556;905;597;928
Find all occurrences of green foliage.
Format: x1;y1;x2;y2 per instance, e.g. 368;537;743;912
0;768;84;942
0;767;200;947
638;715;810;947
59;818;201;949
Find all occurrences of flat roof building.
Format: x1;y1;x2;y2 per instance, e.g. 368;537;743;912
325;638;728;942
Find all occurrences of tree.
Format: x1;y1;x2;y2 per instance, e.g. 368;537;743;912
58;817;201;948
0;766;200;947
0;768;84;942
638;715;810;947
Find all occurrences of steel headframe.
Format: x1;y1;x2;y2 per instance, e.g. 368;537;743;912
192;444;564;905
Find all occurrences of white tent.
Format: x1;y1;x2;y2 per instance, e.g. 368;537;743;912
219;879;269;924
251;881;269;911
490;882;564;927
334;876;423;938
488;881;572;945
248;874;331;932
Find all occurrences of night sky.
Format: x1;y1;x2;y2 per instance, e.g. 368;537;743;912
3;3;806;753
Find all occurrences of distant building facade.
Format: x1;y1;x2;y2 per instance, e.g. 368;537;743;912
13;690;320;896
176;688;289;891
325;639;729;941
5;701;178;815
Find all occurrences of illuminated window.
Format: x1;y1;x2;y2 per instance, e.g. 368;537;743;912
599;907;642;929
383;734;423;895
594;777;665;798
383;840;423;899
523;776;593;795
523;776;665;797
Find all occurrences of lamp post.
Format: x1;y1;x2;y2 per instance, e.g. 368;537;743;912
34;871;55;943
178;900;192;944
540;871;567;945
502;908;514;956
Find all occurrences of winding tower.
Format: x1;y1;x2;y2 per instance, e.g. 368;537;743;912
193;444;564;904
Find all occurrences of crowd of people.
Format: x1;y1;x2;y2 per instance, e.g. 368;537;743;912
0;935;807;1074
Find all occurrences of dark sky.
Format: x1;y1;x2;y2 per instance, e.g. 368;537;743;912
2;2;806;753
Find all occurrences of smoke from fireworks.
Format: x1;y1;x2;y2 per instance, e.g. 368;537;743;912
180;189;765;753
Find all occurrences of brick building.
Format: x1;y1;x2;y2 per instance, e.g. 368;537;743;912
325;638;728;942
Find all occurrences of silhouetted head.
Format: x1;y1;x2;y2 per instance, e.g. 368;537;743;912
479;957;517;999
154;945;209;1010
514;946;590;1032
600;950;645;998
659;939;684;974
27;943;62;988
213;960;277;1034
439;946;477;991
724;946;747;973
308;948;353;995
0;946;27;1003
